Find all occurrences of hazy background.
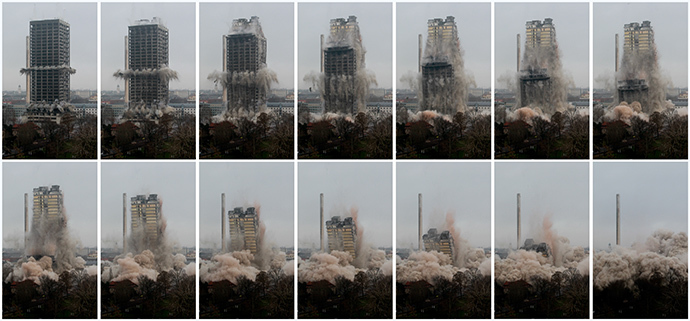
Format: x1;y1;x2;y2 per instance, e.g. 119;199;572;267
397;162;491;249
298;2;392;90
298;162;392;249
3;162;97;249
101;162;195;249
495;162;589;248
593;162;688;250
199;162;294;250
3;3;97;91
101;2;196;91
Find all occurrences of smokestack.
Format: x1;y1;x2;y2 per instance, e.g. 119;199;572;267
320;34;325;73
418;34;423;73
222;35;228;107
615;34;619;73
221;193;226;252
320;193;324;252
24;193;28;250
517;34;521;72
418;193;423;251
517;193;521;250
616;194;620;246
123;193;127;254
124;36;129;106
26;36;30;103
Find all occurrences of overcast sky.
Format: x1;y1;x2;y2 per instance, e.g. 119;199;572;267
101;2;195;91
397;3;491;89
3;3;96;92
298;162;392;249
593;162;687;250
397;162;490;249
3;162;97;249
298;2;392;90
200;162;293;250
495;2;589;89
199;3;293;91
102;162;195;248
594;2;688;89
495;162;589;248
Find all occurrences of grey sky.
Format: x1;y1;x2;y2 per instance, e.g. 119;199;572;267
298;2;392;89
495;162;589;248
101;162;195;248
593;162;687;250
495;3;589;89
594;2;688;89
298;162;392;248
397;162;491;249
199;162;294;250
101;2;196;91
397;3;491;89
3;3;96;91
200;3;293;91
3;162;97;249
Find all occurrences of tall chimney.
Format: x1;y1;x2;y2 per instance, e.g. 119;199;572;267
123;193;127;254
418;193;423;251
26;36;30;103
24;193;28;251
124;36;130;106
221;193;226;252
320;34;325;73
615;34;619;73
222;35;228;107
517;34;521;72
517;193;521;250
320;193;324;252
616;194;620;246
418;34;423;73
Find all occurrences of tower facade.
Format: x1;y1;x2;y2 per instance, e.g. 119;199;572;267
423;228;454;258
26;19;73;103
623;21;654;55
524;18;556;50
323;16;361;115
127;19;170;105
130;194;161;244
421;16;459;114
225;16;267;113
228;207;260;253
32;185;65;228
326;216;357;258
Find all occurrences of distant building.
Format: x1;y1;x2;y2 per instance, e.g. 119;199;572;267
130;194;161;244
326;216;357;258
323;16;361;114
423;228;454;258
421;16;460;114
224;16;267;113
228;207;260;254
618;21;655;105
32;185;65;228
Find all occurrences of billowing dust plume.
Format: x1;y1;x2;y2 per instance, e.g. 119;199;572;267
594;229;687;291
397;211;489;285
495;215;588;284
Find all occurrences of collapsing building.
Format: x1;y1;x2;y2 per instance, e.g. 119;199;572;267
422;228;454;258
223;17;268;113
420;16;469;114
518;18;556;108
24;185;65;265
616;21;654;107
228;207;260;254
21;19;76;124
326;215;357;258
130;194;162;245
323;16;363;115
114;18;178;122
